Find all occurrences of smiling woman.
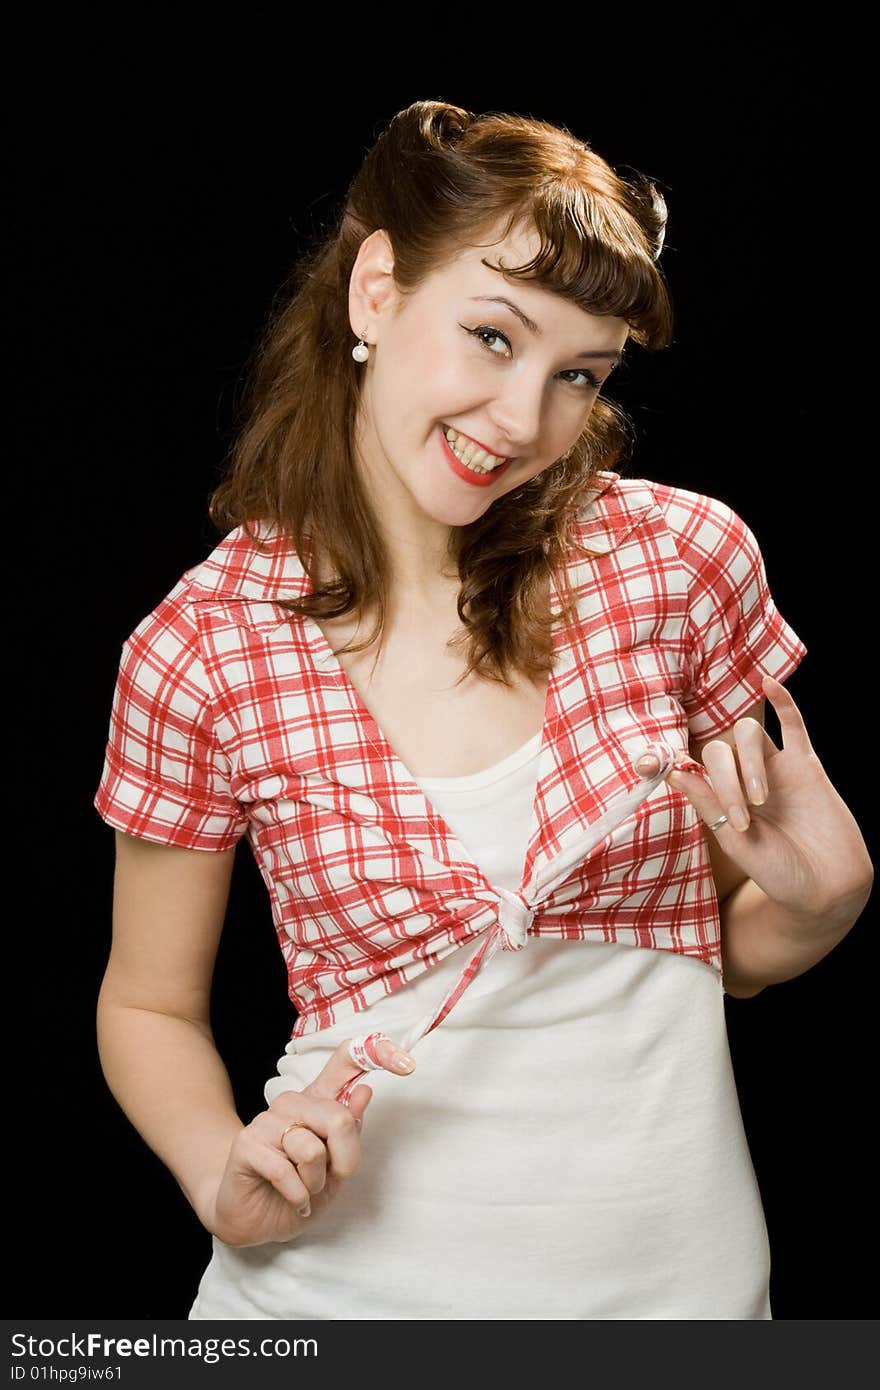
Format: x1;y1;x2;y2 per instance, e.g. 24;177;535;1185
205;101;671;690
92;98;814;1323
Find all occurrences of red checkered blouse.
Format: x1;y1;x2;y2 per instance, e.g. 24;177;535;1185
94;471;808;1047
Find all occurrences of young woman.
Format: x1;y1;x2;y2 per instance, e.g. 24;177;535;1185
93;100;872;1320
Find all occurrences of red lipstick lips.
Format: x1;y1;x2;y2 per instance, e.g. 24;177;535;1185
439;425;514;488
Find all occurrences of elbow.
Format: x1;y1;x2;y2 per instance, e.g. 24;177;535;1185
723;977;766;1000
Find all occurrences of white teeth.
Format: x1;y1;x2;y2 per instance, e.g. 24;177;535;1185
443;426;507;473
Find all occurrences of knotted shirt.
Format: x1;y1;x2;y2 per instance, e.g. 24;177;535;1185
94;471;808;1104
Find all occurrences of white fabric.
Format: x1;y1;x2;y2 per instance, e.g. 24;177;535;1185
412;728;544;889
339;735;685;1088
189;733;772;1320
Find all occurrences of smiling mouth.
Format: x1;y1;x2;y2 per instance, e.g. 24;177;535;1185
441;424;512;473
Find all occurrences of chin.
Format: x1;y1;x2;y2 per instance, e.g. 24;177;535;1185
422;498;487;527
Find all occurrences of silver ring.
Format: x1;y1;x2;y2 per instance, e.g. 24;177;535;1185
707;813;729;832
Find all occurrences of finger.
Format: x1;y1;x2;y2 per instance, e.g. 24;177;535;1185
235;1130;315;1216
667;754;754;836
346;1083;373;1126
697;740;752;831
303;1035;416;1105
280;1121;330;1196
635;753;660;777
278;1082;374;1191
762;674;813;755
264;1093;364;1181
667;714;778;823
732;718;772;806
703;718;774;821
638;750;710;779
268;1036;416;1178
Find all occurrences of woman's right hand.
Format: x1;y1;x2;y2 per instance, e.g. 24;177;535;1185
202;1036;417;1248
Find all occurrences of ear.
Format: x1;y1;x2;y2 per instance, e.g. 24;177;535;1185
349;229;398;341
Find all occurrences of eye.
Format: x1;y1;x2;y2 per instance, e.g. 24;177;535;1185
460;324;602;392
560;367;602;391
468;326;511;357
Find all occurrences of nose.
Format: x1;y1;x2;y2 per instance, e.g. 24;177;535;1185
488;376;548;455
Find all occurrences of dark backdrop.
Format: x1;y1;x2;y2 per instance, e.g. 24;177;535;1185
11;11;873;1319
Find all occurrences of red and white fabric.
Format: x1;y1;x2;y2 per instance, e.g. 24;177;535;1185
94;471;808;1088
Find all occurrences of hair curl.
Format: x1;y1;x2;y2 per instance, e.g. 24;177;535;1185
207;99;674;688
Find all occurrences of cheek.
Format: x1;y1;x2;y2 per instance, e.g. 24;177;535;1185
555;401;597;453
379;342;460;416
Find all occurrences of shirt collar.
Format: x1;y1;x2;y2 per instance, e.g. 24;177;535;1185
187;469;655;607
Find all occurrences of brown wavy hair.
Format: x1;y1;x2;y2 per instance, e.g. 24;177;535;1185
207;99;674;688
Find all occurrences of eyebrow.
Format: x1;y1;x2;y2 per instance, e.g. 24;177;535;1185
467;295;626;362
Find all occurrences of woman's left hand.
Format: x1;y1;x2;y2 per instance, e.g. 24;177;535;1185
662;675;873;916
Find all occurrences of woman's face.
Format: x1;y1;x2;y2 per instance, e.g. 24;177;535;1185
349;220;630;532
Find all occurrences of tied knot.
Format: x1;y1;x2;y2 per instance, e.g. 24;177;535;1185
496;891;535;950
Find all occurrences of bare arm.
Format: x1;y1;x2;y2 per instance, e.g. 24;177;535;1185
96;830;244;1227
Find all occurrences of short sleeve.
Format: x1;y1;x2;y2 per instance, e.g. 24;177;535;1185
655;483;809;742
93;581;248;852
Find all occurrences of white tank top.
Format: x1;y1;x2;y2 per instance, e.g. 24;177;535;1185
190;730;772;1320
415;729;543;889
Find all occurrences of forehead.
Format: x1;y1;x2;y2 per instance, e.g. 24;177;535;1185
439;218;544;282
432;222;629;346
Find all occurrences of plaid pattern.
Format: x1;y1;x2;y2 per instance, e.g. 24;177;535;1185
94;471;808;1041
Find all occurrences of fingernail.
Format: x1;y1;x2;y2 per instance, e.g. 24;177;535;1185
729;804;750;831
749;777;767;805
298;1203;311;1217
392;1051;415;1071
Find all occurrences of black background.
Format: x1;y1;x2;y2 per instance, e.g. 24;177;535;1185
10;10;873;1319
